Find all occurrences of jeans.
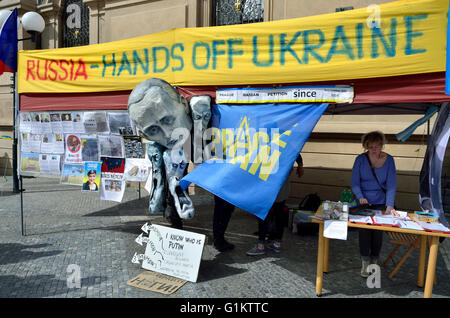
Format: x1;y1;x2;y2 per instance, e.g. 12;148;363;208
258;201;285;243
359;228;383;260
213;195;235;242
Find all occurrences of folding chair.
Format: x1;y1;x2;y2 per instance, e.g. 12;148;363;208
383;232;426;280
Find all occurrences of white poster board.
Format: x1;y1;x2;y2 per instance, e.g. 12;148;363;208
140;224;205;283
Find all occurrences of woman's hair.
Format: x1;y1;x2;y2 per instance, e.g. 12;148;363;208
87;170;96;176
361;131;386;149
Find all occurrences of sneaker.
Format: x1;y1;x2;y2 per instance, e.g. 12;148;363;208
360;259;370;278
214;239;235;252
370;257;379;266
266;242;281;253
246;245;265;256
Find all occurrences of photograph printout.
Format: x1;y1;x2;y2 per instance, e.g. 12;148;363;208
20;153;40;173
98;135;124;158
123;136;145;158
108;112;135;136
83;112;110;134
60;163;84;185
124;158;152;182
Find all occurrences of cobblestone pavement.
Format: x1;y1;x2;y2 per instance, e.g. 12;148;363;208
0;177;449;300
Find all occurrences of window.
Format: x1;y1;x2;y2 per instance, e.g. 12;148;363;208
62;0;89;47
336;6;354;12
213;0;264;26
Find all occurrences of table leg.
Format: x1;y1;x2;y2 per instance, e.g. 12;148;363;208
316;223;324;296
424;236;439;298
323;237;330;273
417;235;427;287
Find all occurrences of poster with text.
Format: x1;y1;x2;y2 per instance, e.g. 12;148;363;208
100;157;125;202
64;134;82;163
82;161;101;192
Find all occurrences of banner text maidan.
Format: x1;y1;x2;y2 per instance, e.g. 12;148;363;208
18;0;447;93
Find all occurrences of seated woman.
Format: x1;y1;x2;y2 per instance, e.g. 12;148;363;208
351;131;398;277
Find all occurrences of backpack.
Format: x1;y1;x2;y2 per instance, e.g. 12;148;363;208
298;193;322;212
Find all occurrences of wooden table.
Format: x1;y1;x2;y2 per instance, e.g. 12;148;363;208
311;207;450;298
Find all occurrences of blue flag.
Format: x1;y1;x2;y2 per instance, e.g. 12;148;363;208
180;103;327;220
0;8;18;74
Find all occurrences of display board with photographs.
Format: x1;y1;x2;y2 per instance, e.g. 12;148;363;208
18;110;150;203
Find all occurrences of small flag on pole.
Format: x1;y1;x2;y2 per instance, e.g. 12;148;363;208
0;8;18;75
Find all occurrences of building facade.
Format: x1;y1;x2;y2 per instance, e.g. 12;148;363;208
0;0;447;211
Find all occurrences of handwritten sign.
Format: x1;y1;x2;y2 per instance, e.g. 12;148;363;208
139;224;205;283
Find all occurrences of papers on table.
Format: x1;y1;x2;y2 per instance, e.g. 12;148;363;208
372;216;401;227
324;220;348;240
398;220;424;231
417;222;450;233
349;215;373;224
355;209;383;216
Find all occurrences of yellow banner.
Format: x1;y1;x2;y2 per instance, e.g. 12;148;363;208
18;0;448;93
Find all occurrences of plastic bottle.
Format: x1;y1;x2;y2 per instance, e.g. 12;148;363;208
340;189;346;202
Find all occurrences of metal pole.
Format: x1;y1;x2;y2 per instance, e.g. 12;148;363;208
12;73;19;193
20;175;25;236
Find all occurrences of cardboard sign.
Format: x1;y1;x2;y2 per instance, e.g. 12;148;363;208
127;271;186;295
141;224;205;283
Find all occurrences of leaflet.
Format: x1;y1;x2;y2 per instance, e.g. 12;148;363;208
39;154;61;175
19;112;32;132
50;113;63;133
72;112;85;133
40;113;52;133
324;220;348;240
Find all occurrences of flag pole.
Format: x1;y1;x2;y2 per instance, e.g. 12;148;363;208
12;72;19;193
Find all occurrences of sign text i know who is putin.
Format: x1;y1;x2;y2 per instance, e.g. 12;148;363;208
18;0;448;93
